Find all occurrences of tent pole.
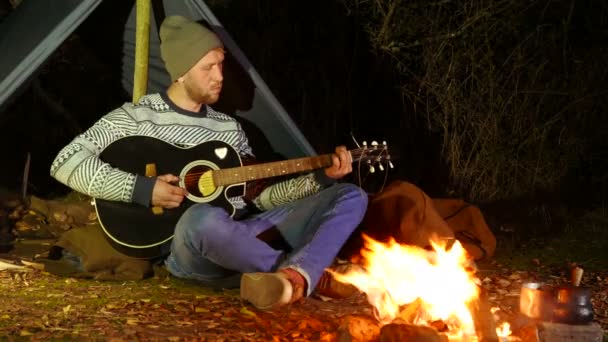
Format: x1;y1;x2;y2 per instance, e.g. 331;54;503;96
133;0;150;102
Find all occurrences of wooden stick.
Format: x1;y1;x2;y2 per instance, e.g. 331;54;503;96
145;163;163;215
468;286;499;342
571;266;584;287
21;152;30;204
133;0;151;102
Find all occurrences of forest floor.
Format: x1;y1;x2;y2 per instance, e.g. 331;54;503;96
0;192;607;341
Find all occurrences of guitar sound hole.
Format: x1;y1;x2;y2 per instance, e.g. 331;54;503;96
182;165;213;198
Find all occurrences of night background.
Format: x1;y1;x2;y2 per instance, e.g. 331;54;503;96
0;0;608;339
2;0;607;218
2;0;608;277
0;0;608;203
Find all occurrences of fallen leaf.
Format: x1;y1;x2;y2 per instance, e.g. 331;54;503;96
508;273;521;280
297;318;324;330
319;332;336;341
126;319;140;325
106;303;126;310
497;278;511;287
240;306;257;318
47;293;65;298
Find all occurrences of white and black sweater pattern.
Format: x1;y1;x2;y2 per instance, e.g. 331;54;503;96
50;93;325;211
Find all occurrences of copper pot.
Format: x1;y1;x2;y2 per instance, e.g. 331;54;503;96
520;282;554;320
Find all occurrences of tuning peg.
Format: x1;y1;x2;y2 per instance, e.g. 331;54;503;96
362;141;368;148
389;161;394;169
369;165;375;173
378;164;384;171
371;141;378;147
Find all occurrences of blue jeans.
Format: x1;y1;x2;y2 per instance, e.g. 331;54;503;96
165;183;368;295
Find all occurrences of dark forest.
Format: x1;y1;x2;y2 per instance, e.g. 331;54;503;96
2;0;607;208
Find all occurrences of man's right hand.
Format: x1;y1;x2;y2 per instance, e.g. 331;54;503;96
151;174;187;208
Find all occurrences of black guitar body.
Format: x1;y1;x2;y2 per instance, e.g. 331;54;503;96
95;136;243;259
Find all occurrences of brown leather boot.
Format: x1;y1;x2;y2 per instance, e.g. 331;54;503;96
315;263;363;299
240;268;306;310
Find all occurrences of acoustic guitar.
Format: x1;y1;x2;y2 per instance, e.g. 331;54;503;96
94;136;391;258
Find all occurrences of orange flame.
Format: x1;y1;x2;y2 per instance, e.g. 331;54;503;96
331;235;481;337
496;322;511;338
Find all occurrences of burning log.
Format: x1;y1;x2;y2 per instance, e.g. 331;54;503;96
396;298;423;322
467;286;499;342
379;322;448;342
337;314;381;342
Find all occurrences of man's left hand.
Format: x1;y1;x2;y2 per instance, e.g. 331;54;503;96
325;145;352;179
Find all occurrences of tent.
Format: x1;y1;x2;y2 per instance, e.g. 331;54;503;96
0;0;315;160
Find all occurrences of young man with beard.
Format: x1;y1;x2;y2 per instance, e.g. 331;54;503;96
50;16;367;309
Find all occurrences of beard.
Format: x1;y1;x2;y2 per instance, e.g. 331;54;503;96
184;81;221;105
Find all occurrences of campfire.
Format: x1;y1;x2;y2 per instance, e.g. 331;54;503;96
331;234;511;341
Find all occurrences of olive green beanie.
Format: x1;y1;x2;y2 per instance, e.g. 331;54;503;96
160;16;224;81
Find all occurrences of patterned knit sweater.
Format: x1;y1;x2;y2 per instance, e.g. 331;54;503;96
50;93;332;211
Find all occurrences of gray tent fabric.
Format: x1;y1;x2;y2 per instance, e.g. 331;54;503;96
0;0;102;110
0;0;315;159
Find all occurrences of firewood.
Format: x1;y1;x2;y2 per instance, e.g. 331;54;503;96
337;314;381;342
397;298;423;323
429;319;448;332
467;286;499;342
379;322;448;342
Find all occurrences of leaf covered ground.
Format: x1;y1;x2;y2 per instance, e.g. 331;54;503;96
0;266;364;341
1;248;607;341
0;195;607;341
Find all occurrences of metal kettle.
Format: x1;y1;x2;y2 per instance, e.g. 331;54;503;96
551;267;594;325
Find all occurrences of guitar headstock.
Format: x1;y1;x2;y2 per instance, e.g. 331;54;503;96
351;140;393;173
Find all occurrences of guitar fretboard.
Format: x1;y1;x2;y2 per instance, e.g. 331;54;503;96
213;154;334;185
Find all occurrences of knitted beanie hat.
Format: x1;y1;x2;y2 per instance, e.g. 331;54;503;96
159;16;224;81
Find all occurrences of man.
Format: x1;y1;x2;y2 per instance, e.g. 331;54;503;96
50;16;367;310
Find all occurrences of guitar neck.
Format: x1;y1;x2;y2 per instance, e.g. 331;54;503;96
213;154;335;186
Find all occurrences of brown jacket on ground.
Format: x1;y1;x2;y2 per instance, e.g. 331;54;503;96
340;181;496;262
